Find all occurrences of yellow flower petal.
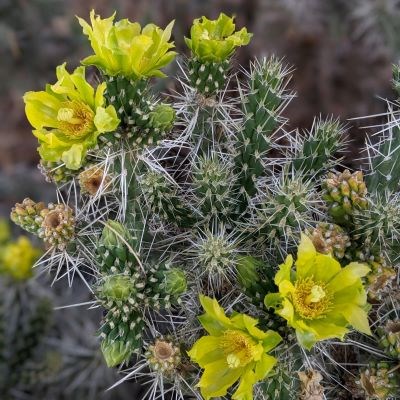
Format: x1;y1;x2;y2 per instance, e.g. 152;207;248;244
274;254;293;285
296;234;317;279
187;336;223;367
198;359;243;399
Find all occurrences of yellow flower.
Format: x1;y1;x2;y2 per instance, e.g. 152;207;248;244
78;10;177;79
0;236;41;280
265;234;372;350
185;13;252;63
24;63;120;170
188;295;281;400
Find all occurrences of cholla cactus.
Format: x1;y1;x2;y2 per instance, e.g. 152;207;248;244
9;9;400;400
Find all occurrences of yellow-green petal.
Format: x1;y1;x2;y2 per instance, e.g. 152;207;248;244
339;304;371;335
274;255;293;285
187;336;223;367
296;234;316;279
94;105;120;133
232;368;257;400
327;262;370;292
61;144;85;170
198;359;243;399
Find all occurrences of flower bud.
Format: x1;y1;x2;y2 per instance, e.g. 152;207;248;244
163;268;187;296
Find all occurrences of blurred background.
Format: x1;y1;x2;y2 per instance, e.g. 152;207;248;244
1;0;400;215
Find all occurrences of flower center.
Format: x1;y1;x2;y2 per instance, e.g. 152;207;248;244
293;278;332;319
220;330;256;368
44;211;61;229
57;100;94;139
153;340;175;361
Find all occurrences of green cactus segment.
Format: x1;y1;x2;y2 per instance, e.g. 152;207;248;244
140;170;193;227
358;361;400;400
259;354;302;400
235;57;291;197
323;170;368;225
377;320;400;360
353;192;400;259
102;76;175;147
193;155;237;221
96;221;186;366
255;172;318;252
366;124;400;193
145;264;187;308
196;230;239;290
100;315;145;367
187;58;230;95
10;198;46;235
97;220;139;274
292;118;345;177
366;64;400;192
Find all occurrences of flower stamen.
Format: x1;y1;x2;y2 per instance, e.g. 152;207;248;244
293;278;332;319
57;101;94;139
220;330;255;368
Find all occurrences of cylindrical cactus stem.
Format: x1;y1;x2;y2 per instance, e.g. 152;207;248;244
102;75;175;148
192;154;237;221
140;169;193;227
187;58;230;95
144;263;187;309
97;220;139;275
235;57;292;198
292;117;346;177
254;171;320;254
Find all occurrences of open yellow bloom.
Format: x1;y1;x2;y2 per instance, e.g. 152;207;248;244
188;295;281;400
78;10;177;79
265;234;371;350
0;236;41;280
23;63;120;170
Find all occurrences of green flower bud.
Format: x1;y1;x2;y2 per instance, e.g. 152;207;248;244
100;220;132;248
185;13;252;63
149;104;175;131
99;275;134;301
163;268;187;296
101;338;133;367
